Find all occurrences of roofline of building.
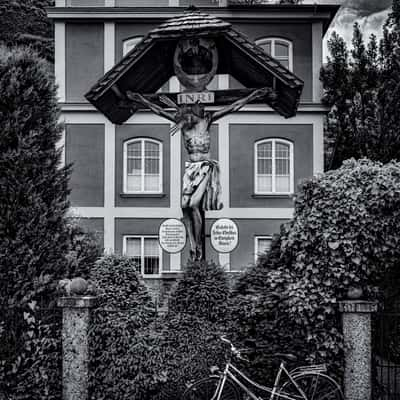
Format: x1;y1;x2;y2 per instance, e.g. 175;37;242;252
47;4;340;34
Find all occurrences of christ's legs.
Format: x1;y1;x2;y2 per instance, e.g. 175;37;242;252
188;171;210;260
182;195;196;260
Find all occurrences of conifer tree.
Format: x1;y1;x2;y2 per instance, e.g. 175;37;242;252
320;31;353;169
0;1;54;62
376;0;400;162
0;46;70;305
0;46;71;398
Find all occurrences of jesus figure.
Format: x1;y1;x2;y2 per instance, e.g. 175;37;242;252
127;87;275;261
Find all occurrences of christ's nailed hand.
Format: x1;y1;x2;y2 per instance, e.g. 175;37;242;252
253;87;271;99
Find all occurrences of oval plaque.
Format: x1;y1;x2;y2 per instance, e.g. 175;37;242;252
211;218;239;253
159;218;187;254
173;37;218;91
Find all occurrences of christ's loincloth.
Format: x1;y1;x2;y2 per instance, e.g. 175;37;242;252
182;160;223;211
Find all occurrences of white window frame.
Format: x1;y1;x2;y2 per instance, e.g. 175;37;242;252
123;138;163;194
123;36;143;56
256;37;293;71
254;138;294;195
254;236;272;264
123;235;162;278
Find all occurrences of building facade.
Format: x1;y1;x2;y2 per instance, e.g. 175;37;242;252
48;1;339;281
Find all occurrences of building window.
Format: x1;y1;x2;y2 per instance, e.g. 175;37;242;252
123;138;163;194
123;36;143;56
256;38;293;71
254;236;272;263
124;236;162;277
255;139;294;194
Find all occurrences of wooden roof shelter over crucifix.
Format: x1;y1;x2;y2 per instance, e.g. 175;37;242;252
86;7;304;262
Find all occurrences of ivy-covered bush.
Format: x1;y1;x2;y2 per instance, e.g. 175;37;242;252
88;254;156;400
168;259;230;322
230;159;400;382
0;46;71;399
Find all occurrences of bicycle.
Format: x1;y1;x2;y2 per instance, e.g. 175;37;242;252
182;336;343;400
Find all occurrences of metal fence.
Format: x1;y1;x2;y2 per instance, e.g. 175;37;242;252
373;311;400;399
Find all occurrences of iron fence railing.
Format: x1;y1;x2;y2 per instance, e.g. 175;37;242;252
373;311;400;399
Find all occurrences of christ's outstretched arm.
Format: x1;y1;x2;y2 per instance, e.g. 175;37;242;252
210;87;276;123
126;91;177;123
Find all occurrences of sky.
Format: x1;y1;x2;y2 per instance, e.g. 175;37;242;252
304;0;393;58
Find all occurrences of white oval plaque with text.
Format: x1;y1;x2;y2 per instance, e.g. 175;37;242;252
211;218;239;253
159;218;187;254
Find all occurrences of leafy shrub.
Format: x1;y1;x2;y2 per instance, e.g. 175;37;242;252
88;254;156;400
121;260;231;399
168;260;230;323
131;314;227;400
230;159;400;383
0;46;70;399
64;219;102;279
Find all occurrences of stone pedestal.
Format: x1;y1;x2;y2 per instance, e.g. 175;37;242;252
58;296;98;400
338;300;378;400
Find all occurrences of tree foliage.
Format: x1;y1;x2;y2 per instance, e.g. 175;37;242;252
0;1;54;62
168;260;230;323
89;255;156;400
0;46;69;399
322;1;400;169
230;159;400;383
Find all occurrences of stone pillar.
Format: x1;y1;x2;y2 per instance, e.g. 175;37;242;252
58;296;98;400
338;300;378;400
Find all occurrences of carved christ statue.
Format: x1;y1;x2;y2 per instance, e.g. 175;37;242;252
126;87;275;261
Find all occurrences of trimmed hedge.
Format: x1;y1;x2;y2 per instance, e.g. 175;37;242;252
168;260;230;323
88;254;156;400
129;260;231;399
230;159;400;382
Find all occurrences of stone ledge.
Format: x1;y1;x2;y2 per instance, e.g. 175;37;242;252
58;296;98;309
338;300;378;313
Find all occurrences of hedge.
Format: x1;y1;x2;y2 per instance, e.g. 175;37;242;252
230;159;400;383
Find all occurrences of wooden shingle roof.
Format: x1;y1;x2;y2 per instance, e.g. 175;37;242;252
85;8;304;124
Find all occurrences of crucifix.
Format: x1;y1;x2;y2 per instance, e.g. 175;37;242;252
126;37;276;261
127;88;274;261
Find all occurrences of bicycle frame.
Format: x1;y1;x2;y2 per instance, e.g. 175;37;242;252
212;360;308;400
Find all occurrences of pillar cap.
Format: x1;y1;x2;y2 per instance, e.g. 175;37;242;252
57;296;98;309
338;300;378;313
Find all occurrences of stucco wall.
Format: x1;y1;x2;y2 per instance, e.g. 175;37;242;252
233;22;312;102
229;123;313;208
115;124;171;207
75;218;104;249
66;23;104;102
115;23;159;63
230;218;287;271
66;124;105;207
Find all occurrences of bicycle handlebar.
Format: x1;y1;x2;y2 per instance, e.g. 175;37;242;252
220;336;249;363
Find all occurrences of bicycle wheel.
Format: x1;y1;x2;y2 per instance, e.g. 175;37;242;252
278;372;344;400
182;376;241;400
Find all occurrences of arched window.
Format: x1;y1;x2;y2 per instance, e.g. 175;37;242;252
256;38;293;71
123;36;143;56
255;139;293;194
123;138;162;194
